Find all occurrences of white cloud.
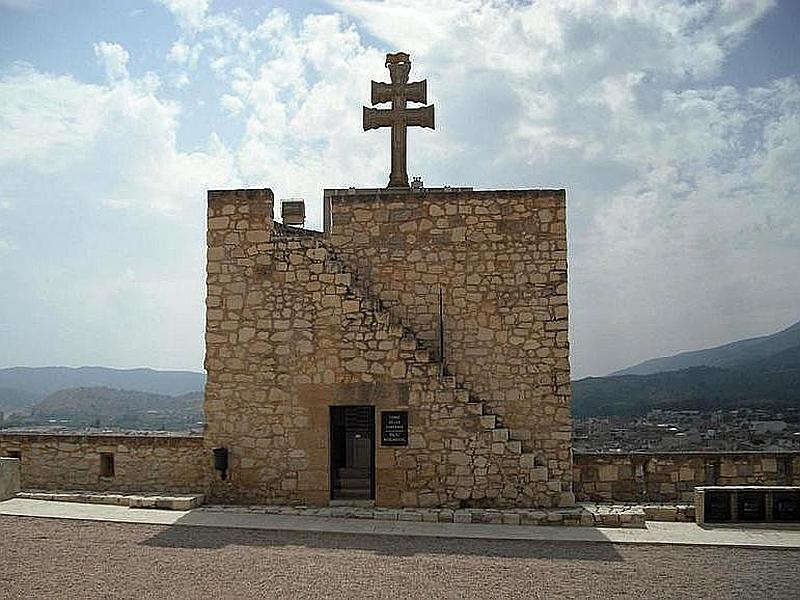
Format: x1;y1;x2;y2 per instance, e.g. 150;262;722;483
131;0;796;375
0;65;106;172
322;0;795;376
171;73;190;88
220;93;244;115
154;7;393;220
94;41;130;82
167;41;190;64
156;0;209;31
0;64;236;214
0;56;238;369
2;0;796;376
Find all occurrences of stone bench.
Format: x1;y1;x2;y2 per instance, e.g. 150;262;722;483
695;486;800;525
17;490;205;511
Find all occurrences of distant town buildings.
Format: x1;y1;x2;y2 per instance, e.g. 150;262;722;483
573;408;800;452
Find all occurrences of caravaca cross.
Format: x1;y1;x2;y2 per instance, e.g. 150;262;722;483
363;52;435;188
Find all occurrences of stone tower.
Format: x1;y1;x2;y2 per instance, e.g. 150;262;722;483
203;185;571;508
203;51;570;508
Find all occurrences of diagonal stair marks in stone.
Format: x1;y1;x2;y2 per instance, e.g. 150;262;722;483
274;228;547;482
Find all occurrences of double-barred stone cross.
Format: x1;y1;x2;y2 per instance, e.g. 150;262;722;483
363;52;435;188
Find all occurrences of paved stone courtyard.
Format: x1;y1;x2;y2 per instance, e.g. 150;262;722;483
2;516;798;599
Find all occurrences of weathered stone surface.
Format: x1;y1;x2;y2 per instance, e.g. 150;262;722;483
17;490;204;511
327;188;572;501
573;451;800;503
0;433;205;493
203;187;572;508
0;457;21;500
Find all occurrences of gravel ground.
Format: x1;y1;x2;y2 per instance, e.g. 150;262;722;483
1;516;798;599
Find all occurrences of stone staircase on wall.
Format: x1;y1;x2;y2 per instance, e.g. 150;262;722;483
275;227;549;486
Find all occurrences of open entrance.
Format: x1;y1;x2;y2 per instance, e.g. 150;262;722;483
330;405;375;501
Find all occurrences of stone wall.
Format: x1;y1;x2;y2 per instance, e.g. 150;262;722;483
0;433;206;493
0;457;20;500
326;188;571;489
204;188;572;508
573;451;800;503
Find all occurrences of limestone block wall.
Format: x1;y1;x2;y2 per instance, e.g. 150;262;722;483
573;451;800;503
0;457;21;499
0;433;206;493
204;188;569;507
325;188;571;486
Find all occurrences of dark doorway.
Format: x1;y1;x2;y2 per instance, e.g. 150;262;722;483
773;491;800;521
330;405;375;501
737;492;766;521
705;491;732;522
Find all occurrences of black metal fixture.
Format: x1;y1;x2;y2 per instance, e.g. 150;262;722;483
438;284;445;376
212;447;229;480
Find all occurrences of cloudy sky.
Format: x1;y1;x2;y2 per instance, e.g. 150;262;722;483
0;0;798;379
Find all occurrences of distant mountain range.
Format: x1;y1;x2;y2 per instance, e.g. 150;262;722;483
0;366;205;398
33;386;202;418
3;321;799;425
0;366;205;430
574;320;800;417
612;321;800;376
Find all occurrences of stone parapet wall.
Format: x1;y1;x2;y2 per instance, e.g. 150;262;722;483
573;451;800;503
326;188;571;488
0;433;206;493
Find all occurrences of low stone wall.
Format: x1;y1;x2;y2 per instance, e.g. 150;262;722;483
0;433;207;493
6;434;798;506
0;457;21;499
573;451;800;503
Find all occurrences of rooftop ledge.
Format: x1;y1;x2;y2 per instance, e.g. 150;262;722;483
695;485;800;491
324;187;566;197
324;186;472;196
574;450;800;456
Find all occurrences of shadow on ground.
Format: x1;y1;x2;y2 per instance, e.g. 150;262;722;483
139;522;625;561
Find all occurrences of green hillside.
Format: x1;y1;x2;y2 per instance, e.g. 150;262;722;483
574;344;800;417
3;386;204;431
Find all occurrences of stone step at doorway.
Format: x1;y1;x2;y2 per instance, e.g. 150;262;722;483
331;488;372;500
334;481;371;492
336;467;370;479
335;477;371;489
333;467;371;498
